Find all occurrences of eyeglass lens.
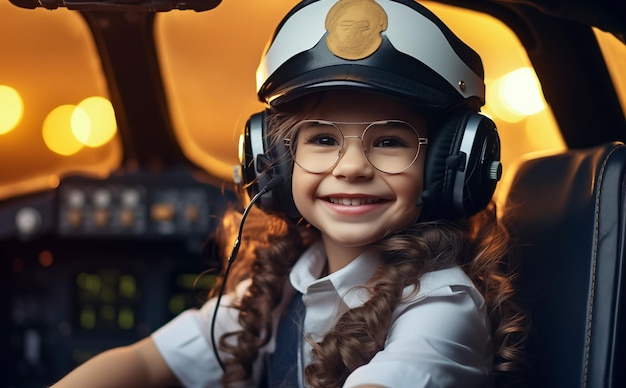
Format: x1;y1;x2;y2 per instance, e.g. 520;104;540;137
289;120;424;174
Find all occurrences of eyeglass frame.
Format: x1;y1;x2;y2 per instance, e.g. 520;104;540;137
283;119;429;174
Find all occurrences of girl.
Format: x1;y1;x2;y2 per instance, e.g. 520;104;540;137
51;0;528;387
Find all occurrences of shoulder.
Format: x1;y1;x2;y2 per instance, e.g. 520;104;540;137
391;266;490;349
150;307;224;387
150;279;254;387
399;266;484;312
344;267;492;388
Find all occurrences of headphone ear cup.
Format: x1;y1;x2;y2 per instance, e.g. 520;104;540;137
421;111;465;219
421;111;501;220
240;111;300;220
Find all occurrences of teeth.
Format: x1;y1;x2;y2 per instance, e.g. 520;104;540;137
329;197;378;205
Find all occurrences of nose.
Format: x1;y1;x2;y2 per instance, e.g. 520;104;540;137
332;137;374;180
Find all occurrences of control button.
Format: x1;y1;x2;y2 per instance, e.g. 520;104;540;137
67;188;86;208
23;329;42;364
121;188;141;207
93;188;112;208
93;209;109;227
151;203;176;221
120;208;135;228
15;207;42;236
67;208;83;229
185;205;200;223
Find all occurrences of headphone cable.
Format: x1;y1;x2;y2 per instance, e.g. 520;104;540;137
210;176;285;372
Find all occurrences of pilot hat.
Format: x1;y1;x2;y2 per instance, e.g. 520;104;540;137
256;0;485;112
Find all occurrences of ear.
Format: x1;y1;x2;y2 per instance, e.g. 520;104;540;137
421;111;501;220
239;111;301;220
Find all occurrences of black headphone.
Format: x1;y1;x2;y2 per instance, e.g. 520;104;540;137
239;107;501;221
239;110;300;220
420;109;501;220
239;0;503;221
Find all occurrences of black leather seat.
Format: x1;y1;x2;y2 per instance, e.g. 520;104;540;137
502;141;626;388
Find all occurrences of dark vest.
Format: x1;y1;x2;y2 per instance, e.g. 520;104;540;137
262;291;305;387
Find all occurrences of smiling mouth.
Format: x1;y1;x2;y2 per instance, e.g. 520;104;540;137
327;197;381;206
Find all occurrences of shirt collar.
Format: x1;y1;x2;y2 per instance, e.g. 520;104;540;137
288;241;482;310
290;241;382;309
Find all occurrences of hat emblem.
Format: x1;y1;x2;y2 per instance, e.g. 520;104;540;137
325;0;388;60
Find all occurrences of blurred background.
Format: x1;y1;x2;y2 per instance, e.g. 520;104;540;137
1;0;587;202
0;0;624;386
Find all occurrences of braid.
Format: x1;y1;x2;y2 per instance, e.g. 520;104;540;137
462;204;530;387
216;209;309;386
304;262;408;387
305;221;463;387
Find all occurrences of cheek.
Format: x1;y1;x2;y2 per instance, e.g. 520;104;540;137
393;160;426;213
291;168;315;213
404;159;425;198
397;179;422;208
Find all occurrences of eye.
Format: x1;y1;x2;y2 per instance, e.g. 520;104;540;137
303;132;341;147
373;136;410;148
297;122;342;147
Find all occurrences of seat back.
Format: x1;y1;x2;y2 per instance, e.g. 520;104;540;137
502;142;626;388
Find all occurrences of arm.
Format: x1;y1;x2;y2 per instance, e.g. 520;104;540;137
50;337;179;388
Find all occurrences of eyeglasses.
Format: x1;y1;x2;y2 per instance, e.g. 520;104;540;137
284;120;428;174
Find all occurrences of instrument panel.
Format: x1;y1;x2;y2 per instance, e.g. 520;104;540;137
0;169;236;387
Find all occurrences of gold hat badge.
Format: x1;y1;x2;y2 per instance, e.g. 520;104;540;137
325;0;388;60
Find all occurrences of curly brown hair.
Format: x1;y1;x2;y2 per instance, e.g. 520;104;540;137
208;207;312;384
212;110;529;387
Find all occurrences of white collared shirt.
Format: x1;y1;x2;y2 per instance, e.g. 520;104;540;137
152;241;493;387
